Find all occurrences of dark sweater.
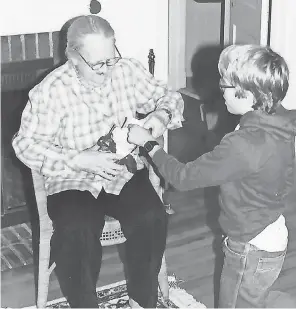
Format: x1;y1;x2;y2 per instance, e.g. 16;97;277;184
153;106;296;242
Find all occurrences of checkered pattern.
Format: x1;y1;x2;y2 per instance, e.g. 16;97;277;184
12;58;184;197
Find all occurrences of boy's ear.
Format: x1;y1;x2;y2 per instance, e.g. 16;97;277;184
244;90;252;98
245;91;255;110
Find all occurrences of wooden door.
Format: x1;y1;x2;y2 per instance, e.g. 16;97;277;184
224;0;270;46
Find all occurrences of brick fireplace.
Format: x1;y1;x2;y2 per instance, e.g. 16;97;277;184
1;31;62;227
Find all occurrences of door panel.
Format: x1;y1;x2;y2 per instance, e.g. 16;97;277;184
230;0;262;44
228;0;264;45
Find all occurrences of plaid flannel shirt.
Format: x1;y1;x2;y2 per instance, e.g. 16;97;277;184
12;58;184;197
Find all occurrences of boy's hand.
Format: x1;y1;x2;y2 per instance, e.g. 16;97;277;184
127;124;155;147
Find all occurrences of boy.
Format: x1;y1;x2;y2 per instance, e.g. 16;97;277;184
127;45;296;307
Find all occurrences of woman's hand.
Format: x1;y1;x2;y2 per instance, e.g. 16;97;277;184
127;124;155;146
69;150;124;180
142;109;170;138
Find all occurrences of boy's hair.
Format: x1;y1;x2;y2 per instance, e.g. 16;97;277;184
218;44;289;114
65;15;115;58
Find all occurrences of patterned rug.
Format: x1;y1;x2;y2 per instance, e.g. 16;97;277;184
21;276;206;308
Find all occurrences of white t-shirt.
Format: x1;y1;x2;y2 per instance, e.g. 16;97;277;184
249;215;288;251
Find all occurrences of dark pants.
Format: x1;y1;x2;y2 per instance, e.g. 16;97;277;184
219;237;296;308
47;169;168;308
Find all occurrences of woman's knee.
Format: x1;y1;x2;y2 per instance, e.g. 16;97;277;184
47;190;105;229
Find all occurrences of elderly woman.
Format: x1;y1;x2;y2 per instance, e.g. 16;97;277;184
12;15;184;308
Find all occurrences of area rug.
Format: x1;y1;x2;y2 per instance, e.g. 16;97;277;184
22;276;206;308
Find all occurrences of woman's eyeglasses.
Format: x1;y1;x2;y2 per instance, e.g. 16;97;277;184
76;45;122;71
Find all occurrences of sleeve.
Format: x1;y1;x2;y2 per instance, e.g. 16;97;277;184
152;133;256;191
12;85;79;177
130;58;184;130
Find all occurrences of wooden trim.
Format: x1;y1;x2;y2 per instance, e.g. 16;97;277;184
260;0;271;45
270;0;296;110
35;33;40;59
49;32;54;58
223;0;231;46
168;0;186;90
7;36;12;62
20;35;26;60
269;0;287;50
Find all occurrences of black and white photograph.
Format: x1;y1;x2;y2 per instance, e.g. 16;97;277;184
1;0;296;308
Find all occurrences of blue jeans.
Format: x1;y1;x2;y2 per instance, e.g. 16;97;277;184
218;236;296;308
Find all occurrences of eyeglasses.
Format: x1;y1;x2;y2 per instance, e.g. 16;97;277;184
219;80;235;92
76;45;122;71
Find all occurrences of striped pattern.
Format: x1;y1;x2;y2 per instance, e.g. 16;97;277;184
1;32;60;64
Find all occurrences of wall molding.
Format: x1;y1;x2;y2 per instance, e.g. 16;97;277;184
260;0;270;45
270;0;296;110
168;0;186;90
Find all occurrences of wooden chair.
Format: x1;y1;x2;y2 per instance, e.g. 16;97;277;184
31;169;169;308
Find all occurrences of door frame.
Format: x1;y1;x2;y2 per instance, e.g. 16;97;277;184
167;0;271;90
167;0;186;90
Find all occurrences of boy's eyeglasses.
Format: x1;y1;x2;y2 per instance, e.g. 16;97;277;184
76;45;122;71
219;80;235;92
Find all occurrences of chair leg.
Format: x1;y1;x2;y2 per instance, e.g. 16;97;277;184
37;240;52;308
158;254;169;301
36;221;54;309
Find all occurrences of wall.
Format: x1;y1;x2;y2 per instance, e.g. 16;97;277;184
0;0;169;81
185;0;221;77
270;0;296;110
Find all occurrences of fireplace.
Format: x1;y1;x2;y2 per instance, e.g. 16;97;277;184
1;32;60;227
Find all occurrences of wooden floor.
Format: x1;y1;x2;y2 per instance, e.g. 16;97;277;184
2;182;296;308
